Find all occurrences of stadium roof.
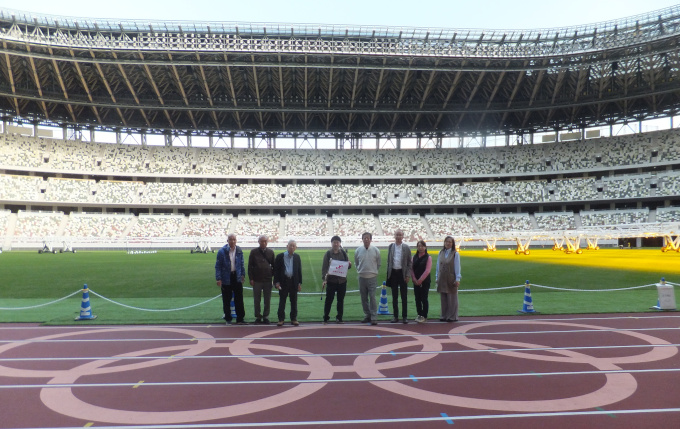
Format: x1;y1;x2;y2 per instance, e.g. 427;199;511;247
1;5;680;137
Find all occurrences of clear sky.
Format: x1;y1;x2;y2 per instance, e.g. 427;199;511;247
1;0;679;30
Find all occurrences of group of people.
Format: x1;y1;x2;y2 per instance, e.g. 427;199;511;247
215;233;302;327
214;230;461;326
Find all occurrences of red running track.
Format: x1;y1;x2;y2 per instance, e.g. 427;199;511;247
1;313;679;429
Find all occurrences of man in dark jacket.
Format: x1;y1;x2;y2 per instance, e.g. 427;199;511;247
248;235;275;324
274;240;302;326
215;233;247;324
386;229;412;324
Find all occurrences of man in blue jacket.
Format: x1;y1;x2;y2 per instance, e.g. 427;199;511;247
215;233;247;324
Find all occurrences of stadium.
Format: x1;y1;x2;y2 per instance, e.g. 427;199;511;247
2;2;680;428
0;5;680;253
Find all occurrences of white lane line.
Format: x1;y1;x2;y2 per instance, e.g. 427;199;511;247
1;326;679;345
0;342;679;363
0;313;679;331
3;407;680;428
2;368;680;390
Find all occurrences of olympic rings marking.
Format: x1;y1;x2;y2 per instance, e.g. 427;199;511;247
40;342;332;424
0;327;217;379
0;321;677;424
447;321;678;365
361;321;678;412
229;325;443;373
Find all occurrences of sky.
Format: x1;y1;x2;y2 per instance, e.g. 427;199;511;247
1;0;679;30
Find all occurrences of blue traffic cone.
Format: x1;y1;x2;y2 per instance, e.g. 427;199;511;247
230;291;237;319
650;277;665;310
75;284;97;320
518;280;538;314
378;282;391;315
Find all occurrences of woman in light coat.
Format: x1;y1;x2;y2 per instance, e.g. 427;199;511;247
436;236;461;322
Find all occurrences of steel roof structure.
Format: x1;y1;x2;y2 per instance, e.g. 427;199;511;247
1;6;680;138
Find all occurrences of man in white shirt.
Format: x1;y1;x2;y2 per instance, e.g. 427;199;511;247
386;229;412;324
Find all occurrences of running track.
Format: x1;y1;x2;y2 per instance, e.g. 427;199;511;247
1;313;679;428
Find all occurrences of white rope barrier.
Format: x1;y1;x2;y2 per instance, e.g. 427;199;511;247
0;281;676;312
0;290;82;310
461;285;526;292
87;290;222;312
523;283;662;292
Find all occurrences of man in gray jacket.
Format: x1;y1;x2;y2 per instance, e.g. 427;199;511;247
354;232;381;325
386;229;412;324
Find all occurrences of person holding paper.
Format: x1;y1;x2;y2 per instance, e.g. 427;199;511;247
321;235;352;324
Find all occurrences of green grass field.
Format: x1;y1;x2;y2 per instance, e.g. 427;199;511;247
0;247;678;325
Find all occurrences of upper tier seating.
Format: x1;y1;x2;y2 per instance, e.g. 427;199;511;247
580;209;650;226
3;128;680;178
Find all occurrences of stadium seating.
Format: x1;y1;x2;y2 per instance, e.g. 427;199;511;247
1;127;679;245
425;214;477;237
182;215;232;237
656;206;680;223
3;129;680;178
232;215;281;242
332;215;378;239
378;215;428;242
472;213;534;233
285;215;329;239
13;211;63;237
0;174;44;202
579;209;650;227
63;213;134;238
534;212;577;231
128;214;184;238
